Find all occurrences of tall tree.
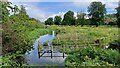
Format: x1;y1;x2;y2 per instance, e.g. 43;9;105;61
62;11;75;25
76;12;86;26
54;16;62;25
116;1;120;27
88;1;106;27
45;17;53;25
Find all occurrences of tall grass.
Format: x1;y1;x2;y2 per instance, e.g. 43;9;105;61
49;25;119;47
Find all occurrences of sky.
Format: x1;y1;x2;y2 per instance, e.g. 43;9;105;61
8;0;119;22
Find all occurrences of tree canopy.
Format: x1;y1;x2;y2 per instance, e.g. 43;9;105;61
45;17;54;25
88;1;106;27
54;16;62;25
62;11;75;25
76;12;86;26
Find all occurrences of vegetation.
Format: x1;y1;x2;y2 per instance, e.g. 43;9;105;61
88;1;106;27
44;1;119;27
1;0;119;67
104;14;117;25
62;11;75;25
50;25;119;47
1;1;47;67
54;16;62;25
45;17;54;25
64;46;120;66
108;39;120;52
115;1;120;27
76;12;87;26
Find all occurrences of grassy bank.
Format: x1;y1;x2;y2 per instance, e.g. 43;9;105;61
27;25;119;47
41;25;119;47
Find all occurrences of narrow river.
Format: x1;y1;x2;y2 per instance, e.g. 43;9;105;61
24;36;67;66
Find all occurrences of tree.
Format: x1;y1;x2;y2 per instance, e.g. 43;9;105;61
76;12;86;26
104;14;117;25
1;2;11;23
88;1;106;27
19;5;29;19
45;17;53;25
115;1;120;27
62;11;75;25
54;16;62;25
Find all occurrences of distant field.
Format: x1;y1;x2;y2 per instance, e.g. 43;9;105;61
27;25;119;47
48;25;119;47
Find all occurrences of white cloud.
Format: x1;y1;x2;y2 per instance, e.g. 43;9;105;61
48;12;66;20
12;3;66;22
11;2;47;21
11;1;119;22
73;1;118;14
73;0;118;8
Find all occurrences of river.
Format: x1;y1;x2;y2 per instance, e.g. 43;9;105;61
24;34;67;66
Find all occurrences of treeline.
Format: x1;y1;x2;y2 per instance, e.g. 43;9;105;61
45;1;120;27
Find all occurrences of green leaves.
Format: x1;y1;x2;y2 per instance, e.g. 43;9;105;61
115;1;120;27
65;46;120;66
88;1;106;27
62;11;75;25
45;17;54;25
54;16;62;25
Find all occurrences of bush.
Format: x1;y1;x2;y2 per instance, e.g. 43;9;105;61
65;46;120;66
109;39;120;52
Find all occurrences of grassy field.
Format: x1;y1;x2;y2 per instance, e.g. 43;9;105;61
28;25;119;47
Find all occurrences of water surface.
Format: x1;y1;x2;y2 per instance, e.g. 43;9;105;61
24;34;67;66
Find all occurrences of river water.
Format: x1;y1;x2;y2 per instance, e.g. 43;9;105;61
24;34;67;66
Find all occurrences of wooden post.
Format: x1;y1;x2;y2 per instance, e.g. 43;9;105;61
63;52;64;58
38;41;41;53
51;50;52;58
63;45;65;58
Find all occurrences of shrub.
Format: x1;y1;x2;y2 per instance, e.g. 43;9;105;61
109;39;120;52
65;46;120;66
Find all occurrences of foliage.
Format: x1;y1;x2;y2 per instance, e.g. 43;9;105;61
76;12;87;26
1;1;45;66
45;17;54;25
49;25;119;46
88;1;106;27
109;39;120;52
1;54;25;67
54;16;62;25
62;11;75;25
65;46;120;66
104;14;117;25
115;1;120;27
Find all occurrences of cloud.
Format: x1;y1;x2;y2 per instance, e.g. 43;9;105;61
72;1;118;14
12;2;54;22
11;1;119;22
48;12;66;20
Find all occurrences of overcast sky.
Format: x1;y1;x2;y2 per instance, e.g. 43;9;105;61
9;0;119;22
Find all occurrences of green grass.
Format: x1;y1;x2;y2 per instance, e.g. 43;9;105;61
27;25;119;47
50;25;119;46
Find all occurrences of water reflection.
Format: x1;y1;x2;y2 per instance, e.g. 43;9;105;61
24;33;67;66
